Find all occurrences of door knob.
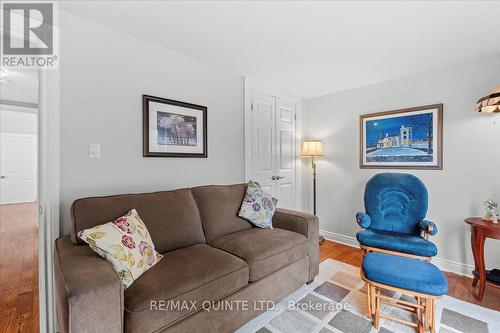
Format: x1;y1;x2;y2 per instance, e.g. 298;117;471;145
271;176;276;180
275;176;284;180
0;175;6;179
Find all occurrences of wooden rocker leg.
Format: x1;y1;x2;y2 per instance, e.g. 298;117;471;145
361;277;441;333
366;283;372;316
425;298;432;331
371;285;377;316
417;297;424;333
374;287;381;329
431;299;436;333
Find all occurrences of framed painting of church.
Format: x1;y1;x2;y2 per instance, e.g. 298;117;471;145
359;104;443;170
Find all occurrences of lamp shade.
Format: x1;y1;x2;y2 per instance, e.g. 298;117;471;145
301;140;324;156
475;87;500;113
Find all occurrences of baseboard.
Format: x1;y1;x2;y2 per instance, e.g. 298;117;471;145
320;229;474;278
320;230;358;248
432;257;474;277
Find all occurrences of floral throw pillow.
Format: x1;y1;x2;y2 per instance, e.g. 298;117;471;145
238;181;278;229
77;209;162;288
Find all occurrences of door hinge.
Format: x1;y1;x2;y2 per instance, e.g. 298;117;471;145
294;113;296;120
251;103;254;111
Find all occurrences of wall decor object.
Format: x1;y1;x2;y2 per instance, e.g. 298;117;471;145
143;95;207;157
483;199;499;224
359;104;443;169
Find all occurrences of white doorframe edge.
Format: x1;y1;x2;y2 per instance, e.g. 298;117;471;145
38;68;60;333
243;77;303;210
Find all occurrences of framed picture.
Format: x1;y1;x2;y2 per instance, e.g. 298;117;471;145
143;95;207;158
360;104;443;169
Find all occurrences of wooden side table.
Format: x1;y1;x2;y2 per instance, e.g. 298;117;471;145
465;217;500;301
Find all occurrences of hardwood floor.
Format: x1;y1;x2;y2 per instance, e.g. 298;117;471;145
0;203;39;333
320;240;500;312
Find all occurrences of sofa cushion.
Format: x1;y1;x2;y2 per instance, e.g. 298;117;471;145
210;228;307;282
192;184;253;242
357;229;438;257
71;188;206;253
238;181;278;229
124;244;249;332
78;209;163;288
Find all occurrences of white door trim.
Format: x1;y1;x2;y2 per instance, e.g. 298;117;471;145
243;77;303;210
38;69;60;333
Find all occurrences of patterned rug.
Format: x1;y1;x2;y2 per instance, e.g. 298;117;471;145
236;259;500;333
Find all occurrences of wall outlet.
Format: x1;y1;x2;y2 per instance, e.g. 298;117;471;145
89;143;101;158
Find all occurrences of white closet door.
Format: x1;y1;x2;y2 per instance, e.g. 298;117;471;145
0;133;37;204
274;98;296;209
249;89;297;209
250;90;275;194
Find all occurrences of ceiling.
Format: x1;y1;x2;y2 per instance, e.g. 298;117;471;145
61;1;500;99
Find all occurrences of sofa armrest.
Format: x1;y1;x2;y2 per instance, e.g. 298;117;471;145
54;236;124;333
355;212;371;229
419;220;438;237
272;208;319;282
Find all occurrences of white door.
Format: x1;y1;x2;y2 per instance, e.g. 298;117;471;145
0;133;37;204
250;90;275;195
249;90;297;209
274;98;296;209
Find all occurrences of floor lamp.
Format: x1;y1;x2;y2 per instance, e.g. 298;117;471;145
301;139;324;244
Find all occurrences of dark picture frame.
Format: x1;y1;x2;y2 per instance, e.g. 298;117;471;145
143;95;207;158
359;104;443;170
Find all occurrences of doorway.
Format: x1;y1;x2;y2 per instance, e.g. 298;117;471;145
0;69;39;332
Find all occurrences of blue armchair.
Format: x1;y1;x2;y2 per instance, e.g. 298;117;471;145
356;173;438;259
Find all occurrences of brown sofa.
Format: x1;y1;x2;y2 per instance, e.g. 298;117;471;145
54;184;319;333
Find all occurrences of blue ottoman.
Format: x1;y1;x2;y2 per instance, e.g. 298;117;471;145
361;252;448;333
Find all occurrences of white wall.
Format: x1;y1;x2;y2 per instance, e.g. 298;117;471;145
303;55;500;273
59;11;245;235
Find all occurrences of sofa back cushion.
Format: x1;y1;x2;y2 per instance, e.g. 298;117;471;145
192;184;253;242
71;189;206;253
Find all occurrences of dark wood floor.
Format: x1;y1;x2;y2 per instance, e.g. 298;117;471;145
0;203;39;333
320;240;500;312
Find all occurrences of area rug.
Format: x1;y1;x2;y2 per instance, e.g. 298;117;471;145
236;259;500;333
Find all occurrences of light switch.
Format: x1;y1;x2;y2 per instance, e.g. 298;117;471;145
89;143;101;158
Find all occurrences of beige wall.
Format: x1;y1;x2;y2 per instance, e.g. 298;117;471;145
303;54;500;273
